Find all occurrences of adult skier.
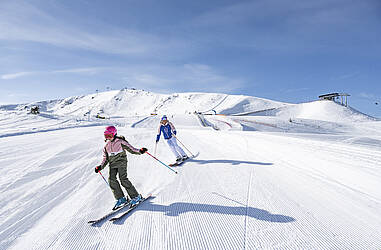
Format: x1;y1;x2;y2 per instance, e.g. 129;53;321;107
156;115;188;163
95;126;148;210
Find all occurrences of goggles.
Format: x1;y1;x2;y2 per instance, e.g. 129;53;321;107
104;133;114;139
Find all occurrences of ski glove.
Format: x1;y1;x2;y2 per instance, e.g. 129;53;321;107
95;165;102;173
139;147;148;154
156;134;160;142
173;130;177;135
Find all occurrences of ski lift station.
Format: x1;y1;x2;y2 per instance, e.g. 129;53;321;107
319;93;350;107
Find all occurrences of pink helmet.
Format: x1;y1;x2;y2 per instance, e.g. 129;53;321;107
104;125;117;137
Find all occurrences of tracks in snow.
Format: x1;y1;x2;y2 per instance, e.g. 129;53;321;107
2;128;381;249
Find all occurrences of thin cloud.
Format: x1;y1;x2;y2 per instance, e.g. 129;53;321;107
284;88;310;94
121;63;246;93
1;67;107;80
1;63;245;94
359;93;376;100
188;0;381;53
52;67;106;75
1;71;36;80
0;1;178;56
330;72;361;80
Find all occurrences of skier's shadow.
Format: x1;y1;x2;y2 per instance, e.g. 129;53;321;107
189;159;273;166
113;198;295;225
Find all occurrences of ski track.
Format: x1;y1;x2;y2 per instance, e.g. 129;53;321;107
191;131;381;249
241;132;381;249
0;124;380;249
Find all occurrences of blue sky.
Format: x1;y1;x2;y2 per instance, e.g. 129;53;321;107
1;0;380;117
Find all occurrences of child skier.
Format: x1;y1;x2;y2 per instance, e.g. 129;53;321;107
156;115;188;163
95;125;148;210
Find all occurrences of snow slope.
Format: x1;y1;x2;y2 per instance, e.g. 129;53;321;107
200;100;376;134
271;100;374;123
1;90;380;249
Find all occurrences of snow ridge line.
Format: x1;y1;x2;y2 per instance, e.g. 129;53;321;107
233;118;279;129
198;94;229;114
131;116;153;128
196;113;219;130
230;107;277;116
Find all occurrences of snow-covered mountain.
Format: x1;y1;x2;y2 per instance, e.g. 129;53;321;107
1;88;289;117
1;88;375;134
1;89;380;249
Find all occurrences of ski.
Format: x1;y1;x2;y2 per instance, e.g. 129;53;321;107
109;194;153;222
88;202;131;224
168;153;198;167
169;160;184;167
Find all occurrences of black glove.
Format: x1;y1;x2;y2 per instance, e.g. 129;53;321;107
95;165;102;173
139;147;148;154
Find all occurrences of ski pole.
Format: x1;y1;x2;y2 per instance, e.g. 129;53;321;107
173;134;194;157
98;171;109;186
145;151;178;174
154;142;158;157
98;171;116;196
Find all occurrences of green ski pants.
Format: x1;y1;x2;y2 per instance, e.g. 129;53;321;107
109;166;139;200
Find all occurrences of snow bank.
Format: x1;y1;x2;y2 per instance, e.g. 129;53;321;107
274;100;374;123
216;95;287;115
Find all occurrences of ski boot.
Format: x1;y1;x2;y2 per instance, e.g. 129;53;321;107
130;194;143;206
182;155;189;161
113;197;128;210
176;157;182;163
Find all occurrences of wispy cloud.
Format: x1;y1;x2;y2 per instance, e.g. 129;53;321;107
52;67;106;75
125;74;171;86
7;92;30;98
359;92;377;100
1;63;244;94
1;71;36;80
1;67;107;80
284;88;310;94
188;0;381;52
181;64;244;92
0;1;181;56
192;0;375;29
338;72;361;80
330;72;361;81
122;63;245;93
